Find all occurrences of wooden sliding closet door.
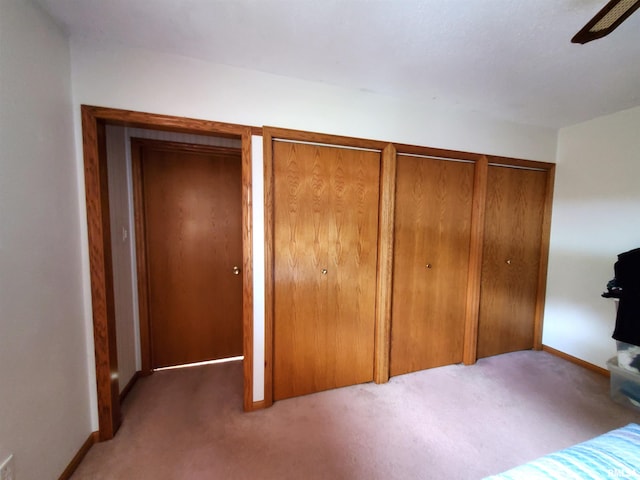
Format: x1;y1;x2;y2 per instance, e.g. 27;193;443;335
476;165;547;358
272;141;381;400
390;156;474;376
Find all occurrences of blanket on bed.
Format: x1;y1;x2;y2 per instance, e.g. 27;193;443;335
485;423;640;479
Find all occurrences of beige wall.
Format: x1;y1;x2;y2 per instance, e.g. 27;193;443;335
2;3;635;478
1;1;635;476
544;105;640;368
70;40;558;161
0;1;92;479
69;39;559;416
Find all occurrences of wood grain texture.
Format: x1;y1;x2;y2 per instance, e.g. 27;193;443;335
477;165;548;359
81;106;121;440
97;120;122;435
244;399;269;411
262;130;275;407
140;141;243;368
390;156;474;376
82;105;256;439
463;156;488;365
374;144;396;384
82;105;252;138
533;165;555;350
241;129;255;411
486;155;555;170
264;126;388;151
394;144;482;163
272;141;381;400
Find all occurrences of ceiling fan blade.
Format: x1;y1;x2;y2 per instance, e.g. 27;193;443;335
572;0;640;44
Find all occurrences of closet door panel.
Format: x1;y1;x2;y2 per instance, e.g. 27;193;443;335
273;141;329;400
477;166;547;358
273;141;380;400
326;147;381;387
390;156;474;376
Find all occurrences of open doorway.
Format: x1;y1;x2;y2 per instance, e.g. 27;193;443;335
131;137;243;371
81;106;256;441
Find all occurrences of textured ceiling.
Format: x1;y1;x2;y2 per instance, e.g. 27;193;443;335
35;0;640;128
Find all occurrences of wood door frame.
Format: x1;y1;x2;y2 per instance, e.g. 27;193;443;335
81;105;258;441
131;138;245;373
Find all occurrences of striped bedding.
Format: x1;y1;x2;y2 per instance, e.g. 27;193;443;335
486;423;640;479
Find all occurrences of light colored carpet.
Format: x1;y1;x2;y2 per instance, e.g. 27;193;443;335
72;351;639;479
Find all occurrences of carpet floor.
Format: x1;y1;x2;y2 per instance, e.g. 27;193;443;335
71;350;639;479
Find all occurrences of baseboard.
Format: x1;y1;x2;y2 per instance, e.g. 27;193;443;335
542;345;610;377
119;370;141;403
58;431;98;480
245;399;269;411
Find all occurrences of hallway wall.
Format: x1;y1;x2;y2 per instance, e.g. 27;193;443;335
0;1;92;479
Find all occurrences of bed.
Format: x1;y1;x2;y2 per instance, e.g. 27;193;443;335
486;423;640;479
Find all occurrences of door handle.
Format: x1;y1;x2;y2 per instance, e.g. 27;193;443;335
233;266;241;275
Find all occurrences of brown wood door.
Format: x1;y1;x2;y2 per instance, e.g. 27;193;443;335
139;141;243;369
272;141;380;400
477;165;547;358
390;156;474;376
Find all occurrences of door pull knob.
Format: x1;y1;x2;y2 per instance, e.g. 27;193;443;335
425;264;432;269
321;269;328;275
233;266;241;275
505;259;512;265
